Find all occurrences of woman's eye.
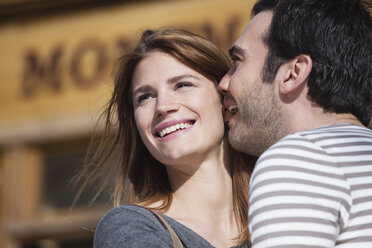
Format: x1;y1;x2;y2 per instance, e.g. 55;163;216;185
137;94;152;104
175;82;192;89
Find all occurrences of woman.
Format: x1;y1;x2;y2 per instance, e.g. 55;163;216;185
78;28;254;247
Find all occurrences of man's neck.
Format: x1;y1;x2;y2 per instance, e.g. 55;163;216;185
289;112;363;134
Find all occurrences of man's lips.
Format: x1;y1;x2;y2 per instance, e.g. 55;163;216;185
228;105;238;114
223;93;238;114
224;106;238;123
224;100;238;115
223;98;238;123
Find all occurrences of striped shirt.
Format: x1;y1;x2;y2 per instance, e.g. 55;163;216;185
249;123;372;248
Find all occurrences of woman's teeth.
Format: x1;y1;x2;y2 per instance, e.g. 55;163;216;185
158;122;192;137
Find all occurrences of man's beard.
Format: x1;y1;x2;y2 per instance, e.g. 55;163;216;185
227;84;286;157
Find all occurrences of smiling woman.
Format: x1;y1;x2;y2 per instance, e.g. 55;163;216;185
76;28;255;248
132;52;225;166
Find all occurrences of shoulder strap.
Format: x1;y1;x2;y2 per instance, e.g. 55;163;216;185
150;210;184;248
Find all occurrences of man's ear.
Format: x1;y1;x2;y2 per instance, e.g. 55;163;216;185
279;54;312;95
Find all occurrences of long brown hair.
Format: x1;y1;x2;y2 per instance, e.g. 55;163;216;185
76;28;254;245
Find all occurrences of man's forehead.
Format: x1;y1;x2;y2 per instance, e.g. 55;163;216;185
234;10;273;49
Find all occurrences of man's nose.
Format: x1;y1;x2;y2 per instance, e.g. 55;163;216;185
218;73;230;95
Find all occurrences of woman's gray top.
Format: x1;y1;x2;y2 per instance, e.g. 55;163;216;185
93;205;249;248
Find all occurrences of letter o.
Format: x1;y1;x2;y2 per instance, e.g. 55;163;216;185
70;39;108;88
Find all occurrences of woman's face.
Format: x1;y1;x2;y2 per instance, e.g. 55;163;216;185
131;52;225;166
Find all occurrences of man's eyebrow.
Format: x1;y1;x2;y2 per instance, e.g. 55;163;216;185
228;45;244;58
168;74;200;84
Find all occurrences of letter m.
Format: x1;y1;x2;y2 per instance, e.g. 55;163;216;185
22;47;62;97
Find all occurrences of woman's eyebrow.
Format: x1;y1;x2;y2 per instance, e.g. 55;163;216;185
132;74;200;96
168;74;200;84
132;85;153;96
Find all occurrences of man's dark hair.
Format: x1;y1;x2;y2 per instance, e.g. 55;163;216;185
253;0;372;126
252;0;278;16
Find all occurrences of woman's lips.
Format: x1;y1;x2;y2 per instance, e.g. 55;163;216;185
153;119;195;137
158;122;193;137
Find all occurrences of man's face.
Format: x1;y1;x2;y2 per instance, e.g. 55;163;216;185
218;11;285;156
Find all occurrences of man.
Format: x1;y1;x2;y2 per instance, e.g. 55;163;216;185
219;0;372;247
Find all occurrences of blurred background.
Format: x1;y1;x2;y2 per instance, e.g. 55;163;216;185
0;0;256;247
1;1;371;248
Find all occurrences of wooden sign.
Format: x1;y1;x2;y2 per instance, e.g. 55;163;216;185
0;0;255;143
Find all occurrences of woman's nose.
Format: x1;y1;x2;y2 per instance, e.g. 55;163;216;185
154;94;180;118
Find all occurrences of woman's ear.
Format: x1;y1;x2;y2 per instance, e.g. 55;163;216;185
279;54;312;95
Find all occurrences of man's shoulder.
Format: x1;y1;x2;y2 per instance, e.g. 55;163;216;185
254;125;349;175
254;123;372;178
259;130;327;163
263;123;372;157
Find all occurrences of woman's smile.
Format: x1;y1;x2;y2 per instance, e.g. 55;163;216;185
154;119;195;138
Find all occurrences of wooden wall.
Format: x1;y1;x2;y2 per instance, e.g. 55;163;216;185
0;1;255;247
